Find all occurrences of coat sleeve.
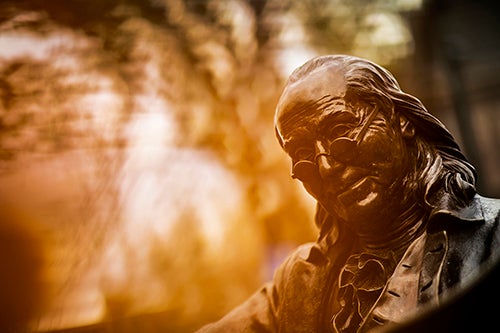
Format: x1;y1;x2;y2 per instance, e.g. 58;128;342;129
194;282;278;333
194;244;314;333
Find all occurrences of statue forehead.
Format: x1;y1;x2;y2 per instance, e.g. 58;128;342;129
275;62;348;124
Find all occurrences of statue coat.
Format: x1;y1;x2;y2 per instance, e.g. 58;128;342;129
196;194;500;333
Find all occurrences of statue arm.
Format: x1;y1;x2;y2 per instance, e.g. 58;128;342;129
194;246;306;333
194;282;277;333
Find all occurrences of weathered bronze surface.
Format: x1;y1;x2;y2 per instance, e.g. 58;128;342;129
197;55;500;333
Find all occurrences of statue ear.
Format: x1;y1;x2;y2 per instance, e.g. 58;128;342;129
399;115;415;139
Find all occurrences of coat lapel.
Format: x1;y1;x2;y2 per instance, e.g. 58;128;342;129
418;230;448;305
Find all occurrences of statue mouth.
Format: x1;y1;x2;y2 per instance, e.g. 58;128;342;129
336;176;380;209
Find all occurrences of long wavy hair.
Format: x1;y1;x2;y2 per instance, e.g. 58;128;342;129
283;55;477;230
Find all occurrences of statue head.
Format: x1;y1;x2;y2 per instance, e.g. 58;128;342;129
275;55;476;238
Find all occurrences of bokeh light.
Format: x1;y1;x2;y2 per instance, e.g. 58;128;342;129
0;1;498;332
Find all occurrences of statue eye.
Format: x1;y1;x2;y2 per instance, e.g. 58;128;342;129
293;147;314;161
329;124;353;138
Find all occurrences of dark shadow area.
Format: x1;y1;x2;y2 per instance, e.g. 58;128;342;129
382;254;500;333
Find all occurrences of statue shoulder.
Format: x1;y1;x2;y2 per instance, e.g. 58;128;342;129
281;242;329;268
272;242;329;284
476;194;500;222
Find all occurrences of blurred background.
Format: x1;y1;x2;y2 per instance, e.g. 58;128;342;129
0;0;498;332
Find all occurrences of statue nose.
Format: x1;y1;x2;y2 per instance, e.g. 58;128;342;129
315;141;344;179
316;142;352;179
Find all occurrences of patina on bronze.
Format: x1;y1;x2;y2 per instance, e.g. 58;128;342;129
197;55;500;333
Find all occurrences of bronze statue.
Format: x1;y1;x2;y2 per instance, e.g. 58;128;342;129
196;55;500;332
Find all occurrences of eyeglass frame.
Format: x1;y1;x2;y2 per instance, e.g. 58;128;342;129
290;105;380;187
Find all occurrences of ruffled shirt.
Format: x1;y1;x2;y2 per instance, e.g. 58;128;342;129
332;233;427;332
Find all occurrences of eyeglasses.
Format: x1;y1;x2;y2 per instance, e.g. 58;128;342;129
291;106;379;189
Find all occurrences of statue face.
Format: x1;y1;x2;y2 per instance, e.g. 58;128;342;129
275;68;412;234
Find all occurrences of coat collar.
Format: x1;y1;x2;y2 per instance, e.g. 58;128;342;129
428;193;484;226
315;193;487;259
